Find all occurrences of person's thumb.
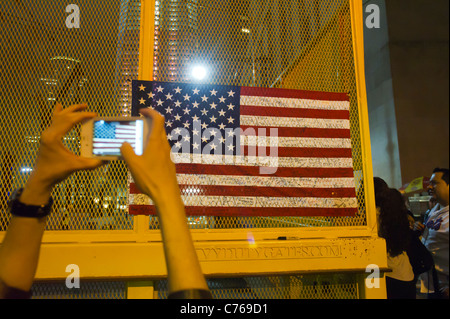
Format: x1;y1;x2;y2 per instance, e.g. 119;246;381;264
80;158;105;170
120;142;138;164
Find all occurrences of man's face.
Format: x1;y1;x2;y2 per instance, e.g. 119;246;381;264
428;172;449;206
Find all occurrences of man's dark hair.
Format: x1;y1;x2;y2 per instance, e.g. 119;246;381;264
433;168;449;185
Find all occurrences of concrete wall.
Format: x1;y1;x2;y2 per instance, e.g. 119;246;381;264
385;0;449;185
364;0;449;188
363;0;402;188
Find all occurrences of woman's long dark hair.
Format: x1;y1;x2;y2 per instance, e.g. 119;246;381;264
375;187;411;257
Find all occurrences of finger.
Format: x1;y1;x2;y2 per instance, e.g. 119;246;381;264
62;103;89;114
140;108;166;140
70;112;98;125
53;102;63;115
75;157;105;171
120;142;138;164
51;112;97;137
140;108;165;129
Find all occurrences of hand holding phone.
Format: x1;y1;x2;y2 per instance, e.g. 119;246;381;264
120;108;210;294
120;108;179;207
22;103;104;206
81;117;151;160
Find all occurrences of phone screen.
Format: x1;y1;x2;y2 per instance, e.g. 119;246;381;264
92;119;144;156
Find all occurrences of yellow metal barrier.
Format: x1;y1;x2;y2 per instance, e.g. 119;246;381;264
0;0;386;299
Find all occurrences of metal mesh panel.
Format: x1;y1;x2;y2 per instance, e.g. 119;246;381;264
30;276;358;299
155;274;358;299
31;280;127;299
152;0;366;229
0;0;140;231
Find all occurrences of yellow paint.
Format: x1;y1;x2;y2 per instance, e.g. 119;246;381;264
127;281;155;299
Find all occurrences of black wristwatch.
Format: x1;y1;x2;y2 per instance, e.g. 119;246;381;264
8;188;53;218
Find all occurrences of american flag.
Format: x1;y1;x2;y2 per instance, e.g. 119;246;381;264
129;80;357;217
93;121;138;155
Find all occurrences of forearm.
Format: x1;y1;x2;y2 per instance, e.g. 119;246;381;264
0;177;50;293
156;193;208;293
121;108;210;296
0;103;102;298
0;216;47;292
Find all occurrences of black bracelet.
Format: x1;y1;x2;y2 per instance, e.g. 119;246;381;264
168;289;213;299
8;188;53;218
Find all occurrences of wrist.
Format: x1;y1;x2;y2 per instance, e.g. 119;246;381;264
151;178;183;209
155;192;185;217
20;175;54;206
8;188;53;218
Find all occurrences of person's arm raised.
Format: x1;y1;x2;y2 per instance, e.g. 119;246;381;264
0;103;104;297
120;108;210;298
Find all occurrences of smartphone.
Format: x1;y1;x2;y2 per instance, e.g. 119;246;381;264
81;117;151;160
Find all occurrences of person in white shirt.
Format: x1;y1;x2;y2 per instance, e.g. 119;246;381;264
375;185;416;299
418;168;449;299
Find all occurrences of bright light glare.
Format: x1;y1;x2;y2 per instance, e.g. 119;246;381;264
192;65;207;80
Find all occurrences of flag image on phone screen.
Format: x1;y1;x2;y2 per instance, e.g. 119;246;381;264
92;119;144;156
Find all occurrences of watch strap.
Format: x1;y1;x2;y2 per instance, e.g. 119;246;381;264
8;188;53;218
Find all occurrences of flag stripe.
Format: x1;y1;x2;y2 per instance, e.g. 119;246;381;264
240;115;350;130
129;193;357;208
240;105;350;120
129;205;357;217
93;141;136;147
171;154;353;168
128;174;356;188
130;184;356;198
174;174;356;188
173;163;355;178
240;95;350;111
240;146;352;158
240;136;352;148
240;86;349;102
239;126;351;138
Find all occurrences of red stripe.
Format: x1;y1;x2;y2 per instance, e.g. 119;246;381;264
173;164;354;178
131;184;356;198
93;146;133;148
239;126;351;138
240;105;350;119
130;183;142;194
130;183;356;197
240;86;349;102
179;185;356;198
129;205;357;217
240;146;352;158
